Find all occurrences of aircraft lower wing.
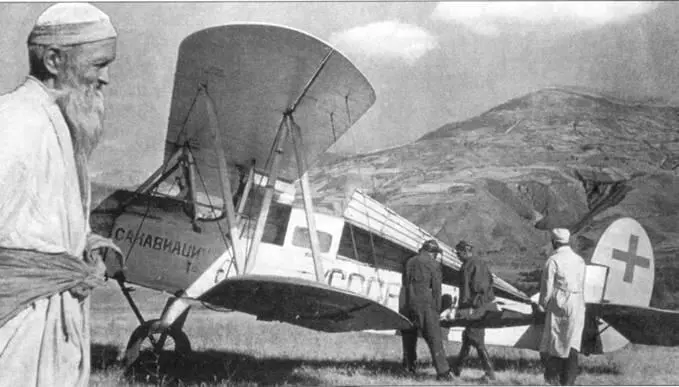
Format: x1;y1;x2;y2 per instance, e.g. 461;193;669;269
198;275;412;332
587;303;679;346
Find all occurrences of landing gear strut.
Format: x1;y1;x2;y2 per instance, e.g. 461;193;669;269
117;279;192;373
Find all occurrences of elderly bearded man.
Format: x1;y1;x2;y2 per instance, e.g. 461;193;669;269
0;4;122;386
538;228;586;385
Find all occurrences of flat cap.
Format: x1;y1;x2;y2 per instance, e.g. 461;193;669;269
455;240;473;252
422;239;443;254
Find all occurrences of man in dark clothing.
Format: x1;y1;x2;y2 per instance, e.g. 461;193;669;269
400;239;453;381
451;240;497;381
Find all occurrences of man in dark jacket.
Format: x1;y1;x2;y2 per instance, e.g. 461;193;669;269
452;240;497;381
400;239;453;380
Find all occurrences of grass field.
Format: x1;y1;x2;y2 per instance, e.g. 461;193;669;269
88;283;679;386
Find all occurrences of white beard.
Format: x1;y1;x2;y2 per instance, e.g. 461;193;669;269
55;82;105;159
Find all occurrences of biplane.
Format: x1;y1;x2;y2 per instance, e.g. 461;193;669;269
92;23;679;369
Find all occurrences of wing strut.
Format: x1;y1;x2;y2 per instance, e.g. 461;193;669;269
288;115;324;282
244;117;289;273
134;148;183;195
203;84;244;274
152;85;249;328
287;49;334;114
185;149;200;230
235;160;256;223
279;49;336;282
243;49;338;277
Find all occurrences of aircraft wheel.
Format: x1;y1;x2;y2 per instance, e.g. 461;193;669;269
123;319;191;375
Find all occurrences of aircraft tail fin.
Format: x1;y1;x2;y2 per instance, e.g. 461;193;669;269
585;217;654;307
581;217;655;353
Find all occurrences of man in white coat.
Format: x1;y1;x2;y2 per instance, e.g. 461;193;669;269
538;228;586;385
0;3;122;386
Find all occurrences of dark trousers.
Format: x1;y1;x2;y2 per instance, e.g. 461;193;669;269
542;348;579;385
453;327;496;379
401;307;449;375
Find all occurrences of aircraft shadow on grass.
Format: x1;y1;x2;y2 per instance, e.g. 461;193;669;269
91;342;619;385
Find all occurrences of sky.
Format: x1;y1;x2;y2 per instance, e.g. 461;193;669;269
0;1;675;187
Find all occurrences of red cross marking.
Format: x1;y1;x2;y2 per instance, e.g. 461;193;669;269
611;234;650;283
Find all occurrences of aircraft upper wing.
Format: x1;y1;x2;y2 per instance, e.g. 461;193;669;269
343;189;530;303
587;303;679;346
165;23;376;198
198;274;412;332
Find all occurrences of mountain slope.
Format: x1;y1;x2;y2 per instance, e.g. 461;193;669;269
307;87;679;286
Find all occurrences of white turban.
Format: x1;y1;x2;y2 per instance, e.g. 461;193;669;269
28;3;117;46
551;228;570;244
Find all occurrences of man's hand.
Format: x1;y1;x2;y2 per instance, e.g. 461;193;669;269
70;283;93;302
66;234;122;301
85;233;124;279
86;233;123;258
87;249;108;279
531;301;545;313
531;302;546;324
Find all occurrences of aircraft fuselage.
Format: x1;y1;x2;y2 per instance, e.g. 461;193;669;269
93;189;531;345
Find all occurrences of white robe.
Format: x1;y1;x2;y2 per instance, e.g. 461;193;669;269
0;77;91;387
539;245;587;358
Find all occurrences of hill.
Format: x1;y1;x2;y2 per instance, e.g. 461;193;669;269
307;87;679;300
